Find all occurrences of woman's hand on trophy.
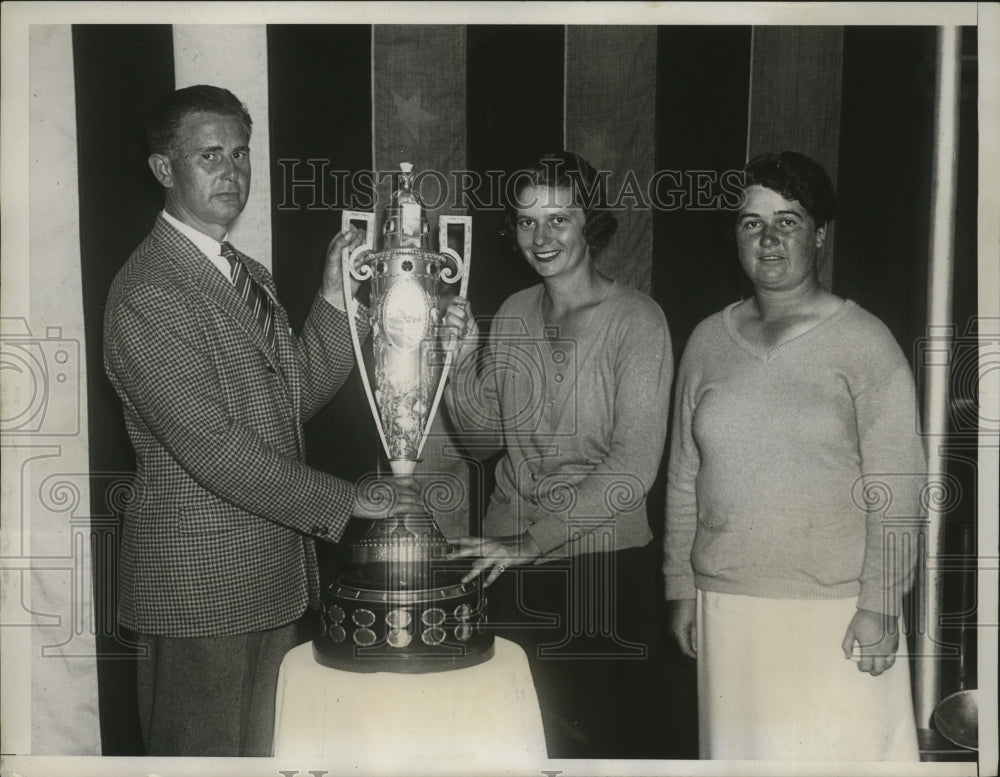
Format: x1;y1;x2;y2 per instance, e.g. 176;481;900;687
322;226;367;310
351;475;424;519
449;533;542;587
442;296;480;363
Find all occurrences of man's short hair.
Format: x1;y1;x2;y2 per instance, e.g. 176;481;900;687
147;85;252;157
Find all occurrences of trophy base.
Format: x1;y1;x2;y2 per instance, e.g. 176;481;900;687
313;575;495;674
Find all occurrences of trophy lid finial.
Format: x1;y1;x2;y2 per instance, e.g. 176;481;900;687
383;162;427;250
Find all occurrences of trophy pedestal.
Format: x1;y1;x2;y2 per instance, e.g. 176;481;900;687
313;514;495;673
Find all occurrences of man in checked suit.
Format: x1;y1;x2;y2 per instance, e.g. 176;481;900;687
103;85;423;756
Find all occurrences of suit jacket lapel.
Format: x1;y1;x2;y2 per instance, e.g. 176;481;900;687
151;217;282;371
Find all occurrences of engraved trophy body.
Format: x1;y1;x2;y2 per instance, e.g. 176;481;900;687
312;163;494;672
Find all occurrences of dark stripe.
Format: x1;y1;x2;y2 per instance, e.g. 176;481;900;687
266;24;379;488
647;25;751;569
462;25;564;536
72;23;174;755
266;24;373;331
748;26;844;291
466;25;565;319
651;25;752;364
835;26;938;355
566;26;658;293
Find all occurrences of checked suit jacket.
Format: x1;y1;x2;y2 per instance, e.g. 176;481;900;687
104;215;369;637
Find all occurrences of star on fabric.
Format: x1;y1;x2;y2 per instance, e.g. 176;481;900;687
392;89;437;143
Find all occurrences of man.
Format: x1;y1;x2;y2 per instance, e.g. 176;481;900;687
103;84;421;756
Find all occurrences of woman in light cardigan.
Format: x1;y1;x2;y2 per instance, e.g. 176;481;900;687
444;151;673;758
664;151;924;760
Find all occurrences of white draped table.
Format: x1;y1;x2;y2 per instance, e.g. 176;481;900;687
272;637;547;768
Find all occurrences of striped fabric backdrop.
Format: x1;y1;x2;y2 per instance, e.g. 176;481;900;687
10;20;958;758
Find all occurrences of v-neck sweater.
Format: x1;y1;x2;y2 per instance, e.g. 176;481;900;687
663;300;926;615
450;281;673;557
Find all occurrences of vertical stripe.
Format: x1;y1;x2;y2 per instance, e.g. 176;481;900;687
266;25;372;330
371;25;471;520
835;27;936;351
372;25;467;230
464;24;564;530
173;25;272;268
563;26;569;147
466;25;564;319
266;25;377;485
747;26;844;290
566;25;657;293
915;25;962;729
371;26;377;189
1;8;34;758
746;27;756;162
652;26;752;362
977;10;1000;761
27;24;100;754
72;23;174;756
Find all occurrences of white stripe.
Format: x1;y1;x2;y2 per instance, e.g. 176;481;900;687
977;11;1000;763
13;23;100;755
173;25;273;269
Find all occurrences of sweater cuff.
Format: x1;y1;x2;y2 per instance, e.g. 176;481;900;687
857;584;901;617
664;574;697;601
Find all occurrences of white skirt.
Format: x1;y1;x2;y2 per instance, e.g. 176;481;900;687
697;590;920;761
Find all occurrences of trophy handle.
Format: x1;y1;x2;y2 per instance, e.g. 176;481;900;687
340;210;390;460
416;215;472;460
436;215;471;288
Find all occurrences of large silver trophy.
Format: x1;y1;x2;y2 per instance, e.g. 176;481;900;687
313;163;494;672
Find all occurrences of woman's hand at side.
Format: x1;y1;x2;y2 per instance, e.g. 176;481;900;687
841;608;899;676
668;598;698;659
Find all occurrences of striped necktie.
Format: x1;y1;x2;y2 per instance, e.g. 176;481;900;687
221;241;276;351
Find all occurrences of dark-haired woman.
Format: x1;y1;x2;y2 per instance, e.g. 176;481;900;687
664;151;923;760
444;152;673;758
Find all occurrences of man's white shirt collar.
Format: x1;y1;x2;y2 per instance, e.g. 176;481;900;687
161;210;232;280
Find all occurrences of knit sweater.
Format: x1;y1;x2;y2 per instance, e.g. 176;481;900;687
663;300;925;616
448;281;673;557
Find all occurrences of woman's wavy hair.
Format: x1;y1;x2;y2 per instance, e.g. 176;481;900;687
741;151;837;228
502;151;618;252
